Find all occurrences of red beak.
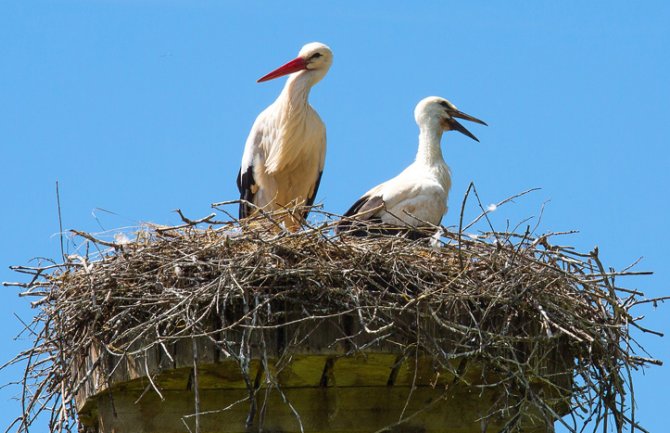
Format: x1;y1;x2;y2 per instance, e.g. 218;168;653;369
257;57;308;83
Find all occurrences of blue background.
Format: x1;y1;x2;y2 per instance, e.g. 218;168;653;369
1;2;668;431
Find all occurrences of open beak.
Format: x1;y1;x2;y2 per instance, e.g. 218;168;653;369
257;57;308;83
446;110;487;142
451;110;487;126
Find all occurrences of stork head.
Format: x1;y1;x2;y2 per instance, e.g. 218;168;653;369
257;42;333;84
414;96;487;142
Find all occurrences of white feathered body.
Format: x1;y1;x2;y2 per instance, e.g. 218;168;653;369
240;77;326;212
363;158;451;226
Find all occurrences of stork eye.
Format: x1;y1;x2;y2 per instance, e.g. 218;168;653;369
310;52;323;60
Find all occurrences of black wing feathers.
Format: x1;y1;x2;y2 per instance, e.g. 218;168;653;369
347;195;384;218
336;195;384;234
336;195;431;239
237;165;256;219
302;170;324;220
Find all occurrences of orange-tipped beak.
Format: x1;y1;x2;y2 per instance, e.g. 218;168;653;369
257;57;308;83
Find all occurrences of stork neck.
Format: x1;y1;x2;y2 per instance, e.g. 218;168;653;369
280;72;314;108
415;125;445;165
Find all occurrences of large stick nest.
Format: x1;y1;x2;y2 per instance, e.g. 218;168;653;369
2;198;664;433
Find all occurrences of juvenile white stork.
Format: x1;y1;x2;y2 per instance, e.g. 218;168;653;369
337;96;486;236
237;42;333;228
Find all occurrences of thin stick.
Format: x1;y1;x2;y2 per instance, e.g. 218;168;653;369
56;181;65;261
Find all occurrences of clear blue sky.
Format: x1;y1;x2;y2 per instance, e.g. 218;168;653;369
1;1;668;431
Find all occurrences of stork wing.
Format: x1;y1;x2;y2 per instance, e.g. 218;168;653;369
336;162;443;236
302;170;323;220
237;117;266;219
236;165;256;219
341;170;420;222
336;190;386;234
300;122;327;220
343;194;385;219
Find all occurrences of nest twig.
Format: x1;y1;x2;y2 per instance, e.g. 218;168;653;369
2;190;665;433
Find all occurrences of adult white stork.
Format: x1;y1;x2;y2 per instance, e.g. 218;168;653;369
237;42;333;228
337;96;486;236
